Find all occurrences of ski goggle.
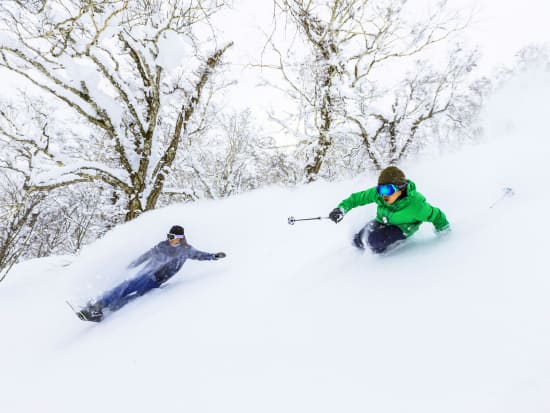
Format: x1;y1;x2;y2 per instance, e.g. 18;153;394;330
377;184;403;196
167;233;184;240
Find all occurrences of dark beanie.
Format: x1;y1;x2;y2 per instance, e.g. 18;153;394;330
378;166;406;185
169;225;185;236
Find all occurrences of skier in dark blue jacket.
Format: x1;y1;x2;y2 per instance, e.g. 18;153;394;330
76;225;226;322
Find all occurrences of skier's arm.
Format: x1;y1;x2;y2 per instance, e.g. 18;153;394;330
127;246;155;268
337;187;378;213
414;202;450;232
188;246;225;261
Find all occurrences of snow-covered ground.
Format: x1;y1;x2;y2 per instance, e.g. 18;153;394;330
1;68;550;412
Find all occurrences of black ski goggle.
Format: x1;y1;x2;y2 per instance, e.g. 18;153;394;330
167;233;184;240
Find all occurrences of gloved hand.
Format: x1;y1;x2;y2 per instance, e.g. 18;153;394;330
153;271;169;283
328;208;344;224
212;252;226;260
435;225;451;236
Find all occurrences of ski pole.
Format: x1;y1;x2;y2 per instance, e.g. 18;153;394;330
489;187;514;209
287;216;329;225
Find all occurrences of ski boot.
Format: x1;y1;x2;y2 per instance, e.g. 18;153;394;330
76;302;104;322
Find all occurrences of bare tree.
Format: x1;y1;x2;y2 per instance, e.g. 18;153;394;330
346;46;480;168
0;94;129;277
266;0;347;182
0;0;233;220
0;156;43;282
164;109;296;201
264;0;474;179
27;183;120;258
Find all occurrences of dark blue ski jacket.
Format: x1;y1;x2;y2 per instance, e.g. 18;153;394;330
128;240;215;283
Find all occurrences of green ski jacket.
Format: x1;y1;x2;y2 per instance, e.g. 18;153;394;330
337;180;449;237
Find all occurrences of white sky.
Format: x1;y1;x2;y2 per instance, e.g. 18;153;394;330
448;0;550;70
223;0;550;72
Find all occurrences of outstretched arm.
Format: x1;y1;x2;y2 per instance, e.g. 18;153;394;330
337;187;378;213
330;187;378;223
415;202;450;232
188;246;226;261
127;246;156;268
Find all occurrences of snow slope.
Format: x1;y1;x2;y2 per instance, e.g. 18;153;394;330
1;69;550;413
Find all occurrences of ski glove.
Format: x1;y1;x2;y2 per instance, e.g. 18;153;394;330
435;225;451;236
329;208;344;224
212;252;226;260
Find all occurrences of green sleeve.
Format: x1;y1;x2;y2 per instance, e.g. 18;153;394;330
414;202;450;231
337;187;378;213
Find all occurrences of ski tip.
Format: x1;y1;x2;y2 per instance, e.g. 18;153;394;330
66;300;103;322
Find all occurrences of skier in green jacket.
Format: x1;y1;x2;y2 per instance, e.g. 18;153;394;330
328;166;450;253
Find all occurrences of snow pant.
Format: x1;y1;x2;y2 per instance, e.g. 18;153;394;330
353;220;407;253
95;273;162;311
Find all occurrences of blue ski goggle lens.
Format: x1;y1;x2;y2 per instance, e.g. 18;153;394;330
377;184;398;196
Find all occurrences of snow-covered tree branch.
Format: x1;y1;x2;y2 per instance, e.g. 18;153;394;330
0;0;233;220
263;0;478;180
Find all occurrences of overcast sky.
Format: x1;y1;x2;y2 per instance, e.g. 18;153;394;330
449;0;550;69
226;0;550;68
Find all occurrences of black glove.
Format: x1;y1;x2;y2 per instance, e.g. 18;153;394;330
153;271;169;283
328;208;344;223
212;252;226;260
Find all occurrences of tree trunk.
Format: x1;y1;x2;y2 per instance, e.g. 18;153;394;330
305;61;337;182
125;195;144;221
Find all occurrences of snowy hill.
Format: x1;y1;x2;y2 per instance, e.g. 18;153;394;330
1;68;550;412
